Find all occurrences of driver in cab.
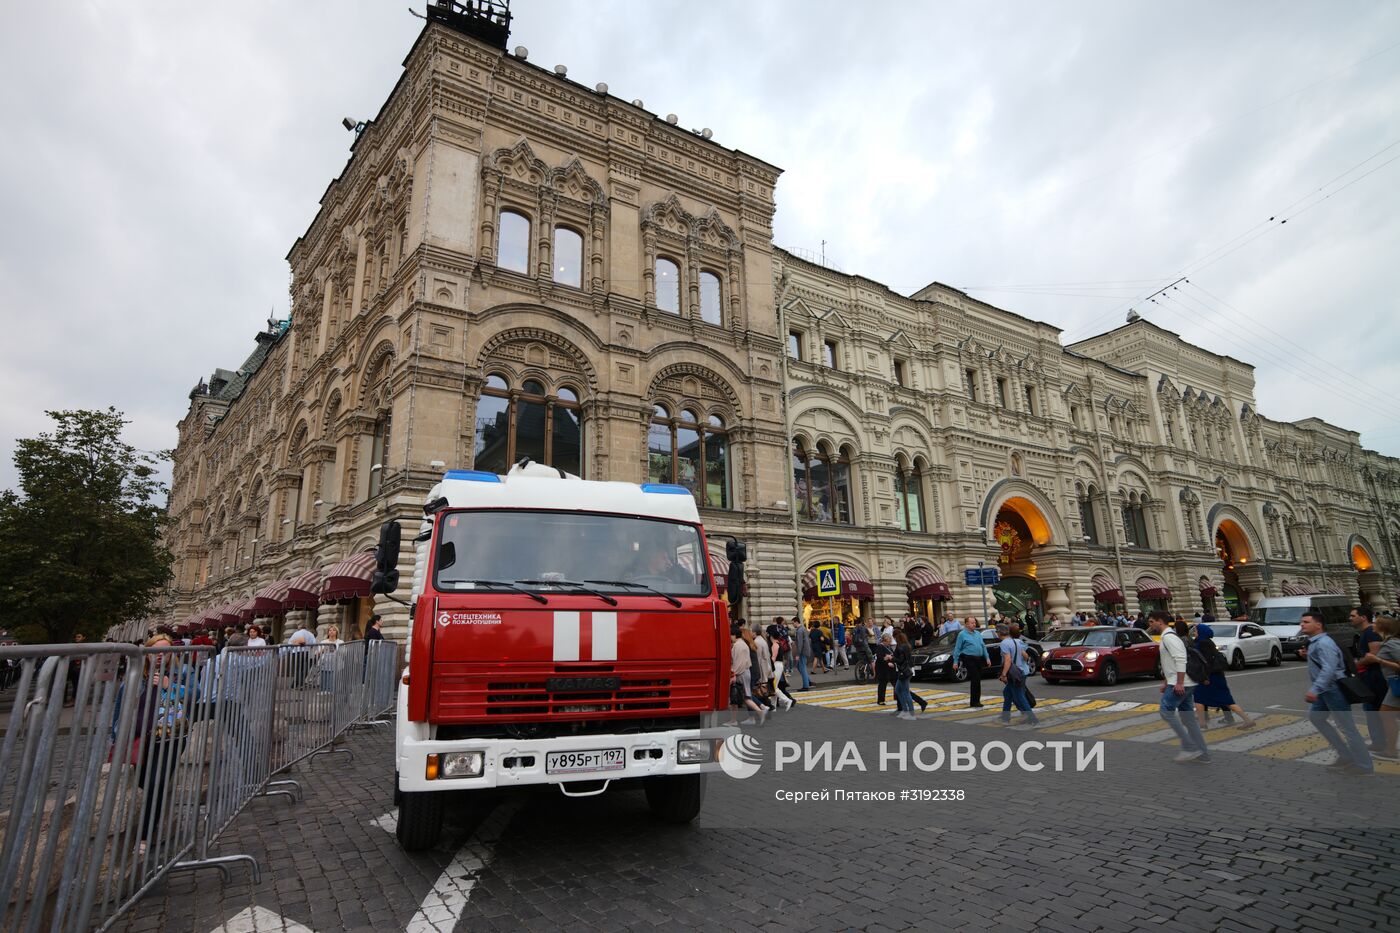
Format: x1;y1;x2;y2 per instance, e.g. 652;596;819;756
628;532;694;586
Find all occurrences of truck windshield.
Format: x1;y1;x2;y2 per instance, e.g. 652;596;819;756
433;509;712;597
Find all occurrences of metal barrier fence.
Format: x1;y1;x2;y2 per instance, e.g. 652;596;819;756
0;639;401;931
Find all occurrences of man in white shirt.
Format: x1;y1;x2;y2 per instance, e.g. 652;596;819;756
1148;611;1210;763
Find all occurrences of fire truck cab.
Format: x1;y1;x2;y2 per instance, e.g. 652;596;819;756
385;462;731;850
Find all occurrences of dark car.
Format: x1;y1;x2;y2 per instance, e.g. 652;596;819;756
1040;627;1159;686
911;630;1042;683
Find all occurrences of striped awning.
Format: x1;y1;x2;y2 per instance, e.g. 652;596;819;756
216;603;243;626
1199;580;1219;598
1091;573;1123;605
321;552;378;602
801;564;875;600
906;567;952;600
1281;581;1318;596
284;569;324;611
251;578;293;617
1136;575;1173;600
1322;586;1344;596
235;597;257;623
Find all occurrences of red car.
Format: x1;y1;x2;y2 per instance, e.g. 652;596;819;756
1040;627;1159;686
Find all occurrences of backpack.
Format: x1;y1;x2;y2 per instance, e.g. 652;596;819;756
1201;638;1229;674
1184;643;1212;684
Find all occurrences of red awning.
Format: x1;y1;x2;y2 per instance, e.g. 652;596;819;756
235;598;257;623
1199;581;1219;598
1281;581;1318;596
1136;575;1173;600
284;569;324;610
216;604;242;626
801;564;875;600
906;567;952;601
251;578;293;617
321;552;378;602
196;606;223;627
1091;573;1123;605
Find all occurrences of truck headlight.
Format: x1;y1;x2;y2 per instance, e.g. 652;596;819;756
677;739;715;763
439;751;484;778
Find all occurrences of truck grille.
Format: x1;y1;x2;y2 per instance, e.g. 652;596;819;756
430;661;714;722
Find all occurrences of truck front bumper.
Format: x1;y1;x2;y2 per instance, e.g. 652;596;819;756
397;724;729;793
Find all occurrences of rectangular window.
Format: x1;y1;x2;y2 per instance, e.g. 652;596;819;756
966;370;979;402
788;331;803;361
1024;386;1035;415
1070;405;1082;428
823;340;838;369
996;378;1008;408
893;359;906;386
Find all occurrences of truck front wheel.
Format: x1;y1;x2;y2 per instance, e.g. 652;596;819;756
644;774;706;824
396;790;444;851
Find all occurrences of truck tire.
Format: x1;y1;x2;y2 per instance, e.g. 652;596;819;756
645;774;706;824
396;791;444;851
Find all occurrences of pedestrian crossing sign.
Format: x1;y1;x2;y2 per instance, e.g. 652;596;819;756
815;563;840;597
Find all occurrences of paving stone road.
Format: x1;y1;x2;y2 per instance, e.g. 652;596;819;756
115;691;1400;933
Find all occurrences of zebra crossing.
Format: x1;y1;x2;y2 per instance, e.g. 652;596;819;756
793;682;1400;774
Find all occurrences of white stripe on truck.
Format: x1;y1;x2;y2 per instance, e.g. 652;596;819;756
591;612;617;661
553;611;580;661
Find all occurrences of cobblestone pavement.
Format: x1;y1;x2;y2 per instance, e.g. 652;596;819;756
116;697;1400;933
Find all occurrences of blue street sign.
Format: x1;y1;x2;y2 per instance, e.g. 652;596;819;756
964;567;1001;586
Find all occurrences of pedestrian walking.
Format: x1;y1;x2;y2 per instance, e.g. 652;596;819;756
792;617;812;690
1361;613;1400;760
728;624;766;726
1349;606;1388;755
365;614;385;641
747;623;778;712
951;617;989;708
892;631;927;719
812;621;833;673
833;619;849;668
996;623;1039;726
874;633;897;705
760;621;795;710
849;618;871;682
1147;610;1210;763
1192;623;1256;730
1300;610;1373;774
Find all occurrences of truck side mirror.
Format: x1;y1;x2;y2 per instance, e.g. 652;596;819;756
370;520;401;594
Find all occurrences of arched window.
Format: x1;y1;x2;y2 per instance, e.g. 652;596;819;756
472;375;584;476
553;227;582;287
894;459;924;532
498;210;530;273
793;439;853;525
699;271;722;325
1080;484;1100;545
655;257;681;313
368;412;392;499
1121;494;1151;549
647;405;728;508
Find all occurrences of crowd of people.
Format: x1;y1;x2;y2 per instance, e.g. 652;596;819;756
724;606;1400;775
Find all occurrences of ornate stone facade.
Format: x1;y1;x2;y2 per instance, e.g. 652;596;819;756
163;16;1400;636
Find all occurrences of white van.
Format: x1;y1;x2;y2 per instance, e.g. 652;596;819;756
1247;595;1351;660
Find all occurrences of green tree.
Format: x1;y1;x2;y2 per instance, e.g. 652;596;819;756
0;409;172;643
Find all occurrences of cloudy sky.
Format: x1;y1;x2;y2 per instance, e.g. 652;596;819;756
3;0;1399;495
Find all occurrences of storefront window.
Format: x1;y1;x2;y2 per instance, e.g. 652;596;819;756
793;439;854;525
472;374;585;475
895;462;924;532
649;404;729;508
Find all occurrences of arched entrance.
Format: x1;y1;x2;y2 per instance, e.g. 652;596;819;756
1348;534;1382;607
988;495;1054;628
1214;518;1255;619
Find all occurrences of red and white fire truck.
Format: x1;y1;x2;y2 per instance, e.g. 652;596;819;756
375;462;733;850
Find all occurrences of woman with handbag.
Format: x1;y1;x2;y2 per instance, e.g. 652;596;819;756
892;631;927;720
1191;623;1256;730
728;624;766;726
1360;614;1400;760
